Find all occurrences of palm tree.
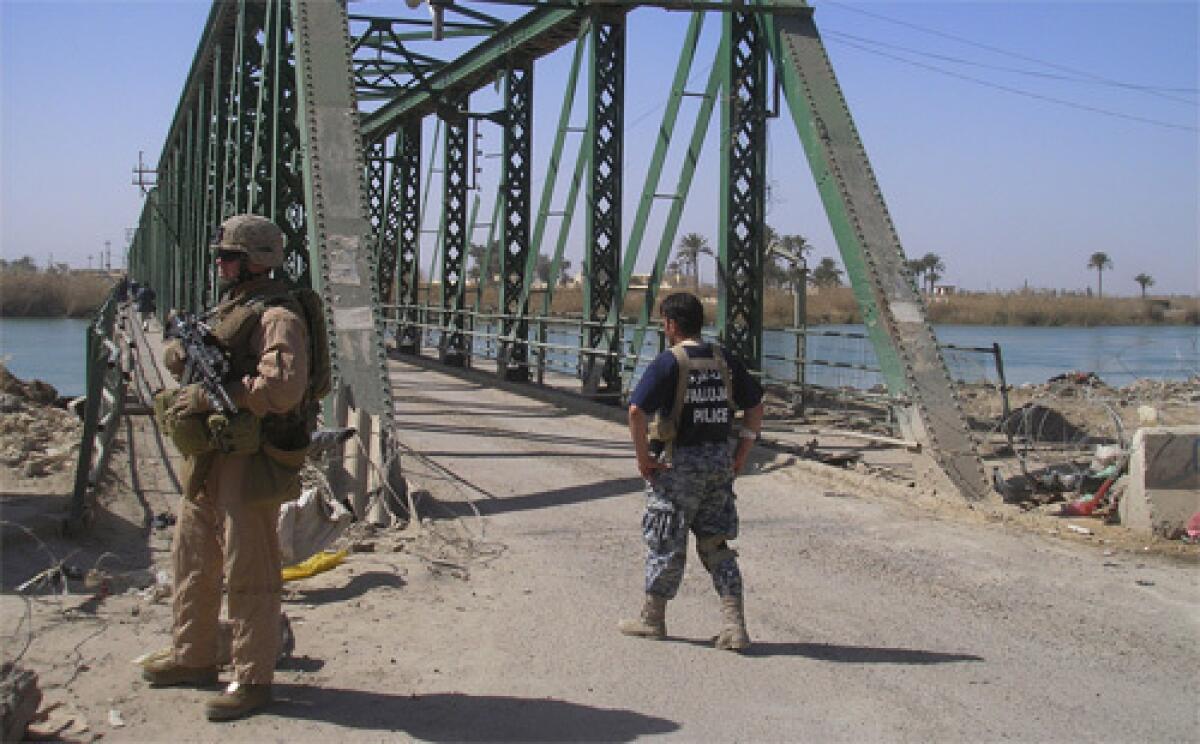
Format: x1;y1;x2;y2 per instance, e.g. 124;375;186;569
811;257;843;288
676;233;712;289
1134;273;1155;298
905;258;925;292
1088;252;1113;297
764;227;812;288
920;252;945;294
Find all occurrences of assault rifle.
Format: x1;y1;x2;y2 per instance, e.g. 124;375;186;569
164;312;239;415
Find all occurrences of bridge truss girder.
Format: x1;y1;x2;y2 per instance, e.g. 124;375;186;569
130;0;987;499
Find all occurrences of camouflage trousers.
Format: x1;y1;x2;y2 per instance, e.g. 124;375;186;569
641;442;743;599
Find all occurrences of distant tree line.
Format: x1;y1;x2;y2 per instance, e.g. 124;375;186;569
0;256;115;317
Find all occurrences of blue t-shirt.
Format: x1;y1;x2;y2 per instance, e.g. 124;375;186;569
630;342;763;447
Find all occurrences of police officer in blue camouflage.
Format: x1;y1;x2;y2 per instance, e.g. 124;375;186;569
620;292;765;651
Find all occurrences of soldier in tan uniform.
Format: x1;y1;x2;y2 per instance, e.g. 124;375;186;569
143;215;312;721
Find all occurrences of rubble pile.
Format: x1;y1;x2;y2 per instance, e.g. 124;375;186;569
0;364;81;479
1113;376;1200;406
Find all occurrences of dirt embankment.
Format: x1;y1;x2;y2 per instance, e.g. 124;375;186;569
0;365;81;488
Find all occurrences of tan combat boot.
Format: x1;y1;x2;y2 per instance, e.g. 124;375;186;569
141;655;219;688
205;682;273;722
617;594;668;639
714;594;750;651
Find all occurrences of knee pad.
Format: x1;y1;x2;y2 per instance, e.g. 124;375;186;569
696;535;737;573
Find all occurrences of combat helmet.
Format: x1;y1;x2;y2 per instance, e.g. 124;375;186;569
211;214;285;268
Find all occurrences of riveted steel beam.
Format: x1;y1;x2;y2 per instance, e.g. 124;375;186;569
439;104;471;366
293;0;393;420
761;3;988;499
582;9;626;396
362;7;585;138
499;63;533;381
394;120;423;352
719;9;767;369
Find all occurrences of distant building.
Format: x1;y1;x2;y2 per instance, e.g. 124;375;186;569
627;272;676;290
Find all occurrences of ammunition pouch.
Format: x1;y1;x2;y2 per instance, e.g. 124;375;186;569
206;411;261;456
154;389;260;457
647;414;676;448
154;389;213;457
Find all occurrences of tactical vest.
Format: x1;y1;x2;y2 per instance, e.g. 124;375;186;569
196;277;331;505
648;341;736;456
208;277;324;446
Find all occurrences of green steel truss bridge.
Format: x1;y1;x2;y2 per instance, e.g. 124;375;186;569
125;0;989;500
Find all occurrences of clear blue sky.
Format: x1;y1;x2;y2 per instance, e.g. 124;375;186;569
2;1;1196;296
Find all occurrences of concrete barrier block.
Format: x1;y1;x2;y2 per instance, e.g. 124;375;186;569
1119;426;1200;537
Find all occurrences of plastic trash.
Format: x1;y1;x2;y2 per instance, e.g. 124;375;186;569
1061;493;1099;517
281;549;348;582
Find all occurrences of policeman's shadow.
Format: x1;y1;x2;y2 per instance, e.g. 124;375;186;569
668;637;982;664
276;655;325;673
268;686;679;741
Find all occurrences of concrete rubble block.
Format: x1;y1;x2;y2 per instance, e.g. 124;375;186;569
1118;425;1200;538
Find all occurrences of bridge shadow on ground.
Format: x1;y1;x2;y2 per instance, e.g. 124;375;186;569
669;638;983;664
0;487;161;589
432;477;646;518
1;416;176;596
394;421;630;452
270;686;678;741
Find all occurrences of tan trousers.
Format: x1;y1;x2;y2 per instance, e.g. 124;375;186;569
171;453;282;685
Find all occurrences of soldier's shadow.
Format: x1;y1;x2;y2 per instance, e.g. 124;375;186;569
284;570;405;605
668;637;983;664
270;685;679;741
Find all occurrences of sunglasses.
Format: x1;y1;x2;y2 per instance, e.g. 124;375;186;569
215;249;244;262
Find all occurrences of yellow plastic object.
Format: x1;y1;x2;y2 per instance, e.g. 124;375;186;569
281;549;348;582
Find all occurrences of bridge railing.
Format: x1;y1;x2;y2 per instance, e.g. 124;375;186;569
383;303;633;387
381;303;1011;431
68;287;133;533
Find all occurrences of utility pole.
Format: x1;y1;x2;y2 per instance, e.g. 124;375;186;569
104;240;112;272
132;151;157;193
125;228;135;270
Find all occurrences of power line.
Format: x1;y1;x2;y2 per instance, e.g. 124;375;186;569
822;1;1199;105
823;28;1199;104
829;37;1198;133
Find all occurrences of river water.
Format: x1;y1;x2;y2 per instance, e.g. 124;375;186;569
0;317;1195;398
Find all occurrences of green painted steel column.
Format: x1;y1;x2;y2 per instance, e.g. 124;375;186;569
583;8;626;396
378;132;402;307
761;3;988;499
395;119;423;353
499;63;533;381
438;104;470;366
720;10;767;370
